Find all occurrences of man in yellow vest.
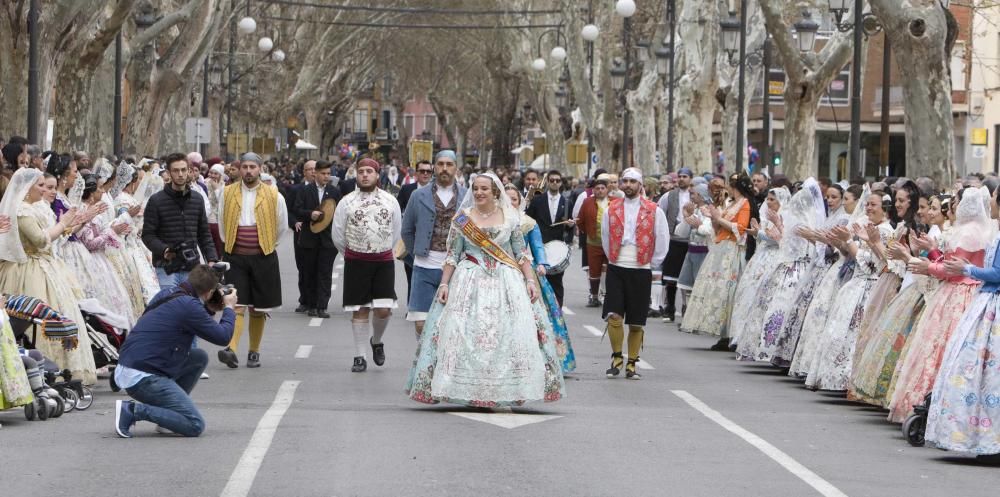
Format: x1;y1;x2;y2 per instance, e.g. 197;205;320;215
216;153;288;369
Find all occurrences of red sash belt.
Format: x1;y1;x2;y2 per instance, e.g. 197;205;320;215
345;248;393;262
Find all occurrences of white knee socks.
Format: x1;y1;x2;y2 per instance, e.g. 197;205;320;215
372;314;390;345
352;319;369;358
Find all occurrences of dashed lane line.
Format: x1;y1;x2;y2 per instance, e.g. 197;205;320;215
220;380;301;497
308;318;323;327
671;390;848;497
562;307;575;315
294;345;313;358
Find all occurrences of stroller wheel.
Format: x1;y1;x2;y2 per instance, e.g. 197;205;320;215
35;397;49;421
903;413;926;447
75;387;94;410
51;395;64;418
62;389;78;413
24;401;36;421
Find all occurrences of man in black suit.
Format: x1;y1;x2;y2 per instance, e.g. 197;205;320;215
290;160;315;313
292;160;342;318
524;169;574;307
397;160;431;214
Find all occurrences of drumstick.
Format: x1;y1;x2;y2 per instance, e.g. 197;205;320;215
550;220;574;227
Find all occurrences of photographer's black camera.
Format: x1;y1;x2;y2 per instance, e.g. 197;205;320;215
164;240;200;274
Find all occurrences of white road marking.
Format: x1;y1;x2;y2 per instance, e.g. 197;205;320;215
294;345;313;359
332;273;340;279
581;325;654;368
308;318;323;327
220;380;301;497
671;390;848;497
335;263;343;270
562;307;575;316
331;284;337;292
448;411;562;429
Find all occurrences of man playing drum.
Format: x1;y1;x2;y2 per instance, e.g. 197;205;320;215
576;177;611;307
524;169;574;307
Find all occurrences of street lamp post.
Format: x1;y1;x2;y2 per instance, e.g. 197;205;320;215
616;0;635;170
827;0;882;180
27;0;39;145
582;0;598;176
719;7;747;173
666;0;677;172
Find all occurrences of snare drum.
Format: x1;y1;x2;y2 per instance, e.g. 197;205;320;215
543;240;572;274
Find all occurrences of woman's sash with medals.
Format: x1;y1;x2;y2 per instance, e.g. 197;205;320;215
453;211;520;269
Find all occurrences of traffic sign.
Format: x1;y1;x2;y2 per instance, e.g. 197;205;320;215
185;117;212;145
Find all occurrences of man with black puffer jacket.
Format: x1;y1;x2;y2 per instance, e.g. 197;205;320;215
142;152;218;289
114;265;237;438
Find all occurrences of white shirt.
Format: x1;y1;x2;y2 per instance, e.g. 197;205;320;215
547;191;562;223
217;181;289;245
676;188;691;224
572;190;590;219
332;188;402;253
600;197;670;270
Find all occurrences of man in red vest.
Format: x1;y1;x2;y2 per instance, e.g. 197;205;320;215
600;167;669;380
575;177;610;307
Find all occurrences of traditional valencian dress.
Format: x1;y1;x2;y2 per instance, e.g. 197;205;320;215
520;215;575;373
0;308;33;410
729;188;788;351
406;208;565;407
805;218;893;391
681;197;751;337
743;180;826;365
887;187;992;423
0;172;96;384
926;233;1000;454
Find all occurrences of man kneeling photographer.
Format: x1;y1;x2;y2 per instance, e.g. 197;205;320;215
114;264;237;438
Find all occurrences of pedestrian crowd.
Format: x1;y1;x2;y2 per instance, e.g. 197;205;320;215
1;131;999;461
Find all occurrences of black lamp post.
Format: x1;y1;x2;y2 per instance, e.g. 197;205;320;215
719;7;747;173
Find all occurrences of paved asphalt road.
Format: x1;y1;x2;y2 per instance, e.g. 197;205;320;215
3;234;999;496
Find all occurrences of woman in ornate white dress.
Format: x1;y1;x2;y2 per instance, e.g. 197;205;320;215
112;162;160;304
406;173;564;407
0;168;96;384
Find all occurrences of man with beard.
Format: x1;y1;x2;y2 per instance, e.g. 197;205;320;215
601;168;669;380
216;153;288;369
332;157;402;373
291;160;316;313
292;160;342;318
521;169;541;198
657;167;693;322
401;150;465;339
396;159;433;303
576;177;611;307
745;172;769;261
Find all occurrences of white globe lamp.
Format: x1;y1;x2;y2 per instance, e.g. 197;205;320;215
271;49;286;62
550;46;567;61
615;0;637;17
238;16;257;34
531;57;547;71
257;37;273;52
581;24;600;42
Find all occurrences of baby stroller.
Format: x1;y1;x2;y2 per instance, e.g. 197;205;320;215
902;393;932;447
78;298;130;392
6;294;94;415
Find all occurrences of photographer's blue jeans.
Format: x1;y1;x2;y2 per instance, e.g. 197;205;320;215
125;348;208;437
156;268;189;289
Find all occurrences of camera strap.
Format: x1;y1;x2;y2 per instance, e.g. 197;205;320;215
142;283;197;316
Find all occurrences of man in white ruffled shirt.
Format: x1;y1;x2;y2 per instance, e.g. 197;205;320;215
600;167;669;380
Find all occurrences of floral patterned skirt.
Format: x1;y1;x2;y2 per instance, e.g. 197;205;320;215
406;260;564;407
855;272;902;356
729;245;781;349
681;240;745;337
0;312;33;410
848;283;924;406
789;259;850;376
537;272;575;373
926;291;1000;454
888;282;979;423
804;275;878;391
749;258;813;365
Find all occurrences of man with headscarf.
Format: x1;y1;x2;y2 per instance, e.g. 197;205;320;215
332;157;402;373
601;167;669;380
576;176;611;307
658;167;693;322
216;152;288;370
401;150;465;340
